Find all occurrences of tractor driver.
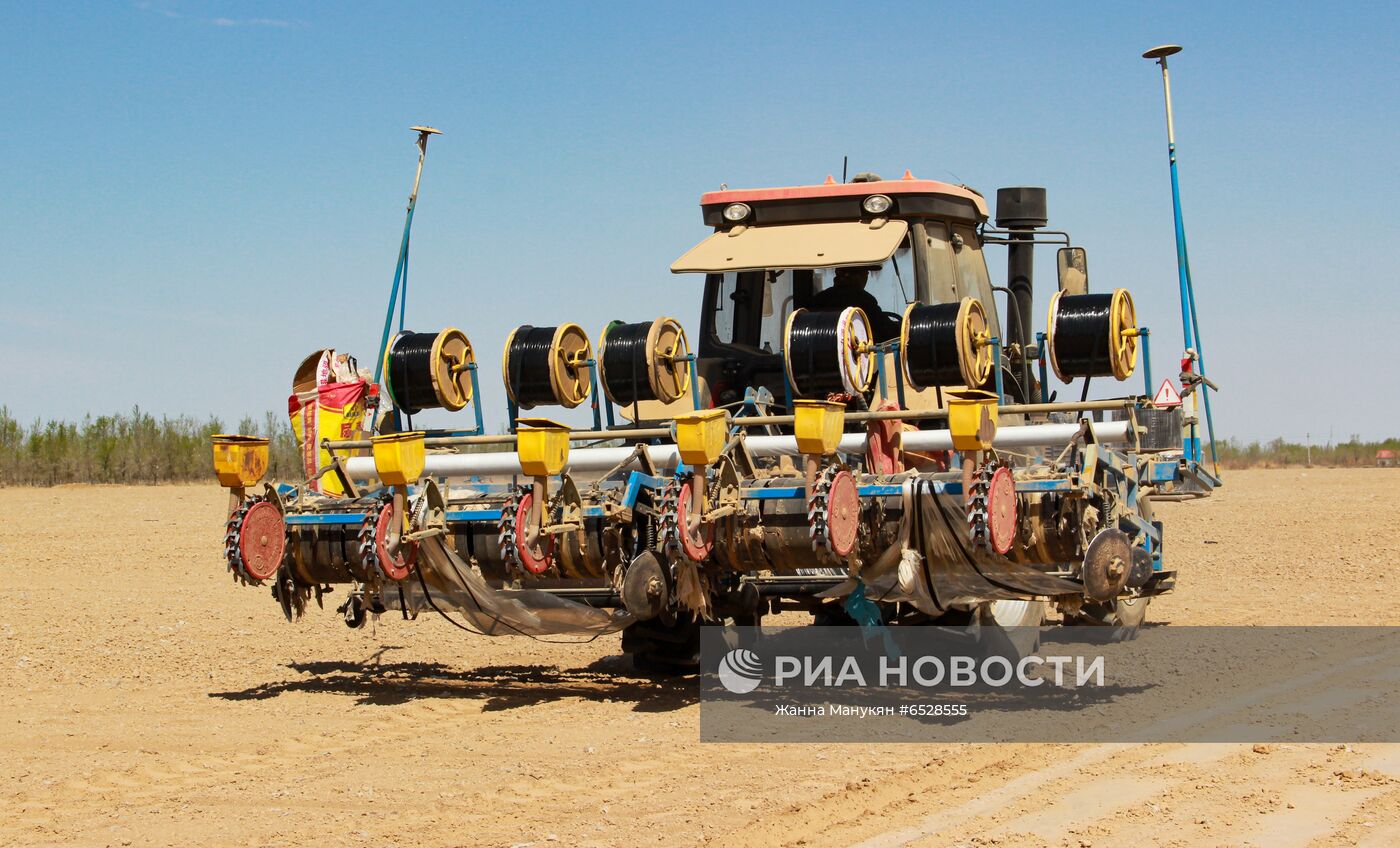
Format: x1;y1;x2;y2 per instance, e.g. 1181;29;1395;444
811;265;901;342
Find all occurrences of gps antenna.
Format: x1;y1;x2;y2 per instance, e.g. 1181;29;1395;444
1142;44;1217;475
373;126;442;388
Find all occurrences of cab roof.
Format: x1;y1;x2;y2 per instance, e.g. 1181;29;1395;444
698;175;988;227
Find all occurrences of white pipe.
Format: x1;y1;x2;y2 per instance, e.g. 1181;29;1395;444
900;421;1129;452
343;420;1130;481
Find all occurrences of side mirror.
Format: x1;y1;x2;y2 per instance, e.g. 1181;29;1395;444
1057;247;1089;295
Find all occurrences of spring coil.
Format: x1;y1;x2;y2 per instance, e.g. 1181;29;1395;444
783;307;874;398
901;297;991;389
1046;289;1137;382
384;328;474;414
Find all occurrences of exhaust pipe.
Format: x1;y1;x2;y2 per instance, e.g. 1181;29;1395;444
995;187;1047;402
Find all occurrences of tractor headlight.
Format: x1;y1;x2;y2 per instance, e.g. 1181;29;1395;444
862;194;893;215
722;202;751;222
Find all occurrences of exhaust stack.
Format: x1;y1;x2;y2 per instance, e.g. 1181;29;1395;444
995;187;1048;401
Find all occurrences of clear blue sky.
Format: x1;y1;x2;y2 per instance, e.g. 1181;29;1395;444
2;1;1396;443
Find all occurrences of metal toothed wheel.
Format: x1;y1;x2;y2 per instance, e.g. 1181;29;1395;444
358;497;416;581
498;489;521;571
224;496;287;586
966;463;993;550
660;475;713;562
809;465;860;558
498;487;555;574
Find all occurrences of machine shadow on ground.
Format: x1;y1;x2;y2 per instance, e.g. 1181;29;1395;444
208;652;698;712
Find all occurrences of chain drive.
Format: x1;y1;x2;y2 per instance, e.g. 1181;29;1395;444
498;488;523;572
659;476;683;558
224;497;264;586
966;462;995;550
807;464;842;555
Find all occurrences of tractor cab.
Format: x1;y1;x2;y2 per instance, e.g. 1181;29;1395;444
669;172;1004;411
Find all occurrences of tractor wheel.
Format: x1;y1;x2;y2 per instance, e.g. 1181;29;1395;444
811;601;859;627
622;612;701;676
978;599;1047;660
1068;596;1149;642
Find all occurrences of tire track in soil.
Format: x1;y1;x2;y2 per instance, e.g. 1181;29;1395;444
714;639;1398;848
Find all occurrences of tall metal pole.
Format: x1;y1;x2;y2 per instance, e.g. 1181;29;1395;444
373;126;442;386
1143;45;1218;475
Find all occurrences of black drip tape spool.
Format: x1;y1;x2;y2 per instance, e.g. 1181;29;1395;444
1046;289;1136;382
502;323;593;410
384;328;475;415
901;297;991;389
598;317;690;407
783;307;873;398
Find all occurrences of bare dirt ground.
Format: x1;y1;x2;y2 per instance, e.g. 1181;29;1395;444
2;468;1398;847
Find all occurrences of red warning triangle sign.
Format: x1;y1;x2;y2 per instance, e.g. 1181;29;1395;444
1153;378;1183;408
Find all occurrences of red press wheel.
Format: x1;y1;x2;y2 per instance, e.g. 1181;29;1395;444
675;481;715;562
373;500;417;581
514;491;556;575
824;469;861;558
986;466;1018;556
237;500;286;583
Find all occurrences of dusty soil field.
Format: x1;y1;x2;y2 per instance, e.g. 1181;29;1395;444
2;468;1398;847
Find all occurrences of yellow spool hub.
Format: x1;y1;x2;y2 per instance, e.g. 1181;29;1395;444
839;307;876;394
429;328;475;411
1108;288;1137;381
955;297;993;388
647;317;691;405
550;323;593;409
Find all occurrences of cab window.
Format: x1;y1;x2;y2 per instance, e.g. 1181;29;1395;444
951;224;991;300
922;221;958;304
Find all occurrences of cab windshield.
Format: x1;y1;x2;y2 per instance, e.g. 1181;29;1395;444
709;242;914;353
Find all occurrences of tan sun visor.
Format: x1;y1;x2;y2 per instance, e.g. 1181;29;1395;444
670;220;910;274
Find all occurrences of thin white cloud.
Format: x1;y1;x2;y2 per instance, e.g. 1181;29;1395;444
135;3;305;29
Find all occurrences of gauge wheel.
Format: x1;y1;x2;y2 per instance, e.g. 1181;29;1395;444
1068;596;1149;642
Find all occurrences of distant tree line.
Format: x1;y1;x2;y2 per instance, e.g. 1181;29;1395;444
0;406;300;486
1;406;1395;485
1215;436;1399;469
